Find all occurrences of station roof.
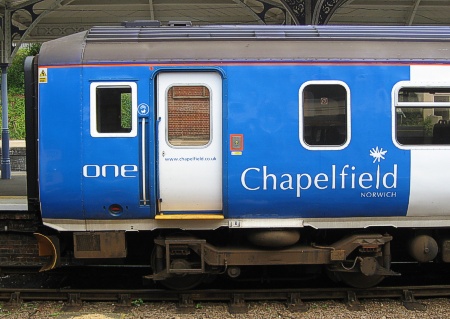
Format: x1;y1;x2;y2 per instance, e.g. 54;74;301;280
3;0;450;44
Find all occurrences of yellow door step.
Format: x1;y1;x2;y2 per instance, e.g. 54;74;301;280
155;214;224;220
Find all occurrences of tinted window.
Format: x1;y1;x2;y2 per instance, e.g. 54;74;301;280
396;87;450;145
302;84;348;146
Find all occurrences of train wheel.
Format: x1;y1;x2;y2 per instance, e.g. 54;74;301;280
159;273;206;290
160;258;206;290
151;248;205;290
333;256;386;288
337;272;385;289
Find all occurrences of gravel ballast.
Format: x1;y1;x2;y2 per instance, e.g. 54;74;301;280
1;298;450;319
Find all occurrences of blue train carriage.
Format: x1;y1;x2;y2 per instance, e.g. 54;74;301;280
24;23;450;289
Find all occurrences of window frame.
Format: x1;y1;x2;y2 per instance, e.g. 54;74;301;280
90;82;138;138
299;80;351;151
392;81;450;149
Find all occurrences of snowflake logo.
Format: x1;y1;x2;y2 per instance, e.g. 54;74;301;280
369;146;387;163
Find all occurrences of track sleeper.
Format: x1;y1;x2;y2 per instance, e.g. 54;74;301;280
401;290;426;311
228;293;248;314
286;293;309;312
3;291;21;310
176;294;195;314
61;293;82;312
113;294;132;312
345;291;364;311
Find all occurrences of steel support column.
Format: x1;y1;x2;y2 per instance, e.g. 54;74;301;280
1;7;11;179
1;64;10;179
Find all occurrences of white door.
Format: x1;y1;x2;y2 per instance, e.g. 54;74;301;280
157;72;222;213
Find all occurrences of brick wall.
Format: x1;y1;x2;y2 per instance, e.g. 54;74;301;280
0;233;45;266
168;86;210;140
0;145;26;171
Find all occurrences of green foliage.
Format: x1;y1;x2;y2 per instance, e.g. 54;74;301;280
195;302;203;309
0;92;26;140
131;298;144;307
121;92;132;129
0;44;40;140
423;116;434;137
8;43;41;93
400;108;423;126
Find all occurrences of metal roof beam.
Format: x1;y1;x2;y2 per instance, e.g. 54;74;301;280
11;0;76;59
10;0;41;11
236;0;265;24
313;0;347;25
149;0;155;20
406;0;421;26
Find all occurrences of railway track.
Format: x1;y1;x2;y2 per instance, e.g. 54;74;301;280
0;285;449;314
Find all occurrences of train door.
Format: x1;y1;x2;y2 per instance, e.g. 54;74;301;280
82;81;145;221
156;72;223;217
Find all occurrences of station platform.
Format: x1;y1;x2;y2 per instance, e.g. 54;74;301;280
0;171;27;210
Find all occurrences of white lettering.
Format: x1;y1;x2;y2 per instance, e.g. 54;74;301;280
314;173;328;189
359;173;373;189
280;174;294;190
376;165;380;189
383;164;397;188
83;164;138;178
296;173;312;198
351;166;356;188
121;165;138;178
102;165;119;177
83;165;100;178
240;164;399;199
331;165;336;189
263;166;277;190
340;165;349;188
241;167;260;191
361;192;397;198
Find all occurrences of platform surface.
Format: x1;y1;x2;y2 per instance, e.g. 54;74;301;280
0;171;27;210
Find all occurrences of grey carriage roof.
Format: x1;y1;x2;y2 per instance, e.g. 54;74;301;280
86;24;450;41
38;24;450;66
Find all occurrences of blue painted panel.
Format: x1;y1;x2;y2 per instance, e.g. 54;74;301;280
39;67;83;219
39;63;413;221
81;66;155;220
226;65;411;218
39;65;156;221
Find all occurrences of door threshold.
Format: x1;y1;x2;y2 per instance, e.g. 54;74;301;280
155;214;224;220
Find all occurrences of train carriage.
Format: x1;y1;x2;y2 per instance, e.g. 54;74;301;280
24;23;450;289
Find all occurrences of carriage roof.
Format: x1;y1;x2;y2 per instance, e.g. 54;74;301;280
39;24;450;66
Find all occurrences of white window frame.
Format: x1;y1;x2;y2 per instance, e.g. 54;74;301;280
90;82;138;138
299;80;351;151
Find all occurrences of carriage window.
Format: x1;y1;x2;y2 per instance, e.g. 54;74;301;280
301;83;349;148
395;87;450;145
167;85;211;147
90;82;137;137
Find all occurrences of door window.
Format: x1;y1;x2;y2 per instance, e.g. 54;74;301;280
90;82;137;137
167;85;211;147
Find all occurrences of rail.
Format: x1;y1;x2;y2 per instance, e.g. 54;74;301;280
1;285;450;313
